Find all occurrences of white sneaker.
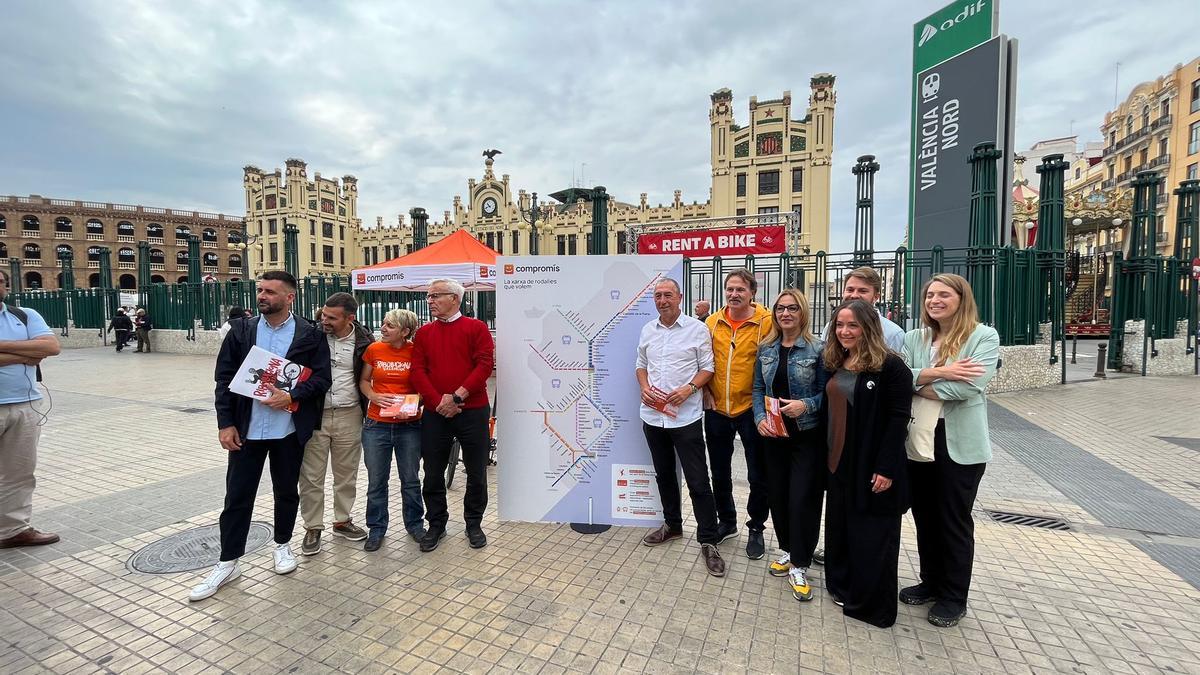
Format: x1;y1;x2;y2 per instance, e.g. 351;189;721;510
273;543;298;574
188;560;240;602
768;552;791;577
789;566;814;601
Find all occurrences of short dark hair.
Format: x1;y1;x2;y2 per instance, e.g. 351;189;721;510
724;268;757;293
324;292;357;314
845;267;883;295
259;270;297;291
227;306;245;320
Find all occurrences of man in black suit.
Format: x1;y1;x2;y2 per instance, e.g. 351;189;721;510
190;270;332;602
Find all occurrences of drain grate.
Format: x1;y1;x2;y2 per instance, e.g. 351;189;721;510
127;522;272;574
985;510;1071;531
176;407;208;414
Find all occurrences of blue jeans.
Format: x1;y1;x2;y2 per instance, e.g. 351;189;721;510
362;417;424;538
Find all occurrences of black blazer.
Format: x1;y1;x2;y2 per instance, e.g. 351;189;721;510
830;353;913;516
214;315;332;447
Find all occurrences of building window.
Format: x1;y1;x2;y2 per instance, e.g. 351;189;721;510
268;219;277;235
1109;131;1116;148
1188;163;1198;180
362;246;369;264
1190;121;1200;155
310;220;316;236
372;246;379;264
310;243;317;263
1139;148;1148;167
1192;79;1200;114
1075;167;1081;180
1159;137;1169;158
736;173;746;197
758;206;780;225
323;245;334;264
557;235;566;255
568;234;577;255
1126;116;1133;136
1107;163;1115;180
736;208;746;224
511;230;519;253
1161;98;1170;119
485;232;494;249
340;225;345;240
269;242;278;262
617;230;627;254
791;167;804;193
1141;105;1150;129
340;248;344;265
322;221;333;238
758;170;780;195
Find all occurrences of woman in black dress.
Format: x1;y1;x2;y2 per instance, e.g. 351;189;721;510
822;299;912;628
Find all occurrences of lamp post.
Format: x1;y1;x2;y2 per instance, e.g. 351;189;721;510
518;192;541;255
228;221;260;279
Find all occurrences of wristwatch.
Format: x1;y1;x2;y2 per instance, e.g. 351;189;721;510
452;393;465;405
687;383;698;394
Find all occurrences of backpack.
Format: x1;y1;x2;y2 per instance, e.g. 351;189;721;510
7;306;44;383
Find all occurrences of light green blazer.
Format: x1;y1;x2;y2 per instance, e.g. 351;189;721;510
901;324;1000;465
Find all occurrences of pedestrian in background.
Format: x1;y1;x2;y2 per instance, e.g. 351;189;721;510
218;306;246;342
900;273;999;628
108;309;133;352
134;308;153;353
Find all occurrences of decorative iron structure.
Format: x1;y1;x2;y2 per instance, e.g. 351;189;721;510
589;186;609;255
283;223;299;277
852;155;879;267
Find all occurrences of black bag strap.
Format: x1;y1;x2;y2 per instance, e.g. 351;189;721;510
6;305;44;383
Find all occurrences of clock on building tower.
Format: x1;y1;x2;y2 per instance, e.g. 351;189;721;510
482;197;497;216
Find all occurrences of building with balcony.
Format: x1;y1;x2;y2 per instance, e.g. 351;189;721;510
358;78;837;261
0;195;245;290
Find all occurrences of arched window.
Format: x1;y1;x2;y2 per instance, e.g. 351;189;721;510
86;219;104;235
150;274;165;284
146;223;164;239
88;273;101;288
1142;105;1150;128
175;225;191;242
177;275;189;283
0;242;6;258
22;215;40;232
25;271;42;289
149;248;165;263
55;244;73;259
55;217;73;233
0;214;6;230
118;247;135;262
87;246;102;262
23;243;41;260
118;274;137;290
118;221;135;237
203;252;219;266
228;230;243;244
1126;115;1133;135
202;228;218;243
176;251;189;263
229;253;242;268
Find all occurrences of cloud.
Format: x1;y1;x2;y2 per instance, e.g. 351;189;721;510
1;0;1197;253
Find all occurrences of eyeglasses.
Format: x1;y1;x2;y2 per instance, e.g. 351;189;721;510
426;292;453;300
774;304;801;313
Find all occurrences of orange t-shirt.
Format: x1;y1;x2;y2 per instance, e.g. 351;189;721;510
362;341;420;422
725;307;748;335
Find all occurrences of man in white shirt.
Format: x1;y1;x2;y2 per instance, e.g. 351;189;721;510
635;278;724;577
824;267;905;351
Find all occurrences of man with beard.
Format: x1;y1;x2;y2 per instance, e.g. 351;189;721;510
297;293;373;555
191;270;331;602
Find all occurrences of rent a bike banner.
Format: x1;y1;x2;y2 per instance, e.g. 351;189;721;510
635;225;786;257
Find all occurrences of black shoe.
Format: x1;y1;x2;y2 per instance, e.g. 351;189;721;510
409;527;428;542
812;548;825;566
466;526;487;549
899;582;937;606
364;536;382;552
928;600;967;627
745;529;765;560
715;522;738;544
829;592;844;607
419;528;446;553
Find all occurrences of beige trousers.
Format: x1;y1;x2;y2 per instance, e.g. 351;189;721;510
299;406;364;530
0;401;43;539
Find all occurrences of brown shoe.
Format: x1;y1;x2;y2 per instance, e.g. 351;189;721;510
0;528;60;549
701;544;725;577
642;524;683;547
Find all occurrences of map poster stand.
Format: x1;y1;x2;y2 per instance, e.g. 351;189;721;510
570;498;611;534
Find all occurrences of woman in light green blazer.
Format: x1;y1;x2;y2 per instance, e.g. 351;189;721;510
899;273;999;629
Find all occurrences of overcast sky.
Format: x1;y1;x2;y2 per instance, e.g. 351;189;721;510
2;0;1196;251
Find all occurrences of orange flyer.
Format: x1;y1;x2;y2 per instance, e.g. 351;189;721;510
381;394;421;419
762;397;789;438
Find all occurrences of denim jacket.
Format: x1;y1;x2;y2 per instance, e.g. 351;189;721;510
751;337;827;431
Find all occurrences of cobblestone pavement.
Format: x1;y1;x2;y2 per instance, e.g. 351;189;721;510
2;347;1199;674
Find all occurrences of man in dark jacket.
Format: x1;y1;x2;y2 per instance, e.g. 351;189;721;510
297;292;375;556
108;309;133;352
133;308;152;352
190;270;331;602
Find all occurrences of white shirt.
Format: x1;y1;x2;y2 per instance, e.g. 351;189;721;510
636;313;715;427
325;329;359;408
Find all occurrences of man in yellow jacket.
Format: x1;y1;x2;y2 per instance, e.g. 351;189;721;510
703;268;773;560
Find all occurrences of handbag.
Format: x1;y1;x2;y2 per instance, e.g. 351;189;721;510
905;394;942;462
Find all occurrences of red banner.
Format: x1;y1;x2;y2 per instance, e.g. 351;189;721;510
637;225;786;257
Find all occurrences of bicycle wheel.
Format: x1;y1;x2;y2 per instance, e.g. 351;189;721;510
446;439;461;489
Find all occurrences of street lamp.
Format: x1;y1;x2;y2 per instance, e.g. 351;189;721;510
228;226;261;279
518;191;542;255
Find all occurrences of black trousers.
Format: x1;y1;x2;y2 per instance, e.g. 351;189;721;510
908;420;987;608
421;405;490;531
114;329;130;351
704;409;769;531
643;420;719;545
764;426;825;566
824;474;901;628
219;433;303;561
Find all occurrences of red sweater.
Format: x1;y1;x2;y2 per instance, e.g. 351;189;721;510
411;316;494;410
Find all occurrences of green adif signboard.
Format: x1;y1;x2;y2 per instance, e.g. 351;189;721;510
908;0;998;247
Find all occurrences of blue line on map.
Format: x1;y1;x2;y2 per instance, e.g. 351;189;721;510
552;454;589;487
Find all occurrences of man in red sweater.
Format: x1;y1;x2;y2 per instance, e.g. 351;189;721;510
410;278;495;551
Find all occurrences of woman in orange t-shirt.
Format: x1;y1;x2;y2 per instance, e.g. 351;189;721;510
359;308;425;551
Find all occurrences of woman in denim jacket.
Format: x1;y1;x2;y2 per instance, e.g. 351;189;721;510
751;288;828;601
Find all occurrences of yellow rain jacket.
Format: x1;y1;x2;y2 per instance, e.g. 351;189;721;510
705;304;773;417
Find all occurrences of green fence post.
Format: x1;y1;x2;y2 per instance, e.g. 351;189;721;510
8;258;22;294
966;142;1001;326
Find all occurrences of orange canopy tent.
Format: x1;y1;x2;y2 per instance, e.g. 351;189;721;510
350;229;499;291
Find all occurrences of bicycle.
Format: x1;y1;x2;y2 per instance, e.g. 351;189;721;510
446;411;497;489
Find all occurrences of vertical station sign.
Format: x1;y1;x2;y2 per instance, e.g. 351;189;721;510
907;0;999;250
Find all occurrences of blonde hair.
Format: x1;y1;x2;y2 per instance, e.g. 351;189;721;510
761;289;815;345
822;300;889;373
920;273;979;366
381;308;419;342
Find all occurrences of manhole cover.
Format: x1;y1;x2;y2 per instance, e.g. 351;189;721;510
127;522;273;574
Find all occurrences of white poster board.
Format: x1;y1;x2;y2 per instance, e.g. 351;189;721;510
496;255;684;525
